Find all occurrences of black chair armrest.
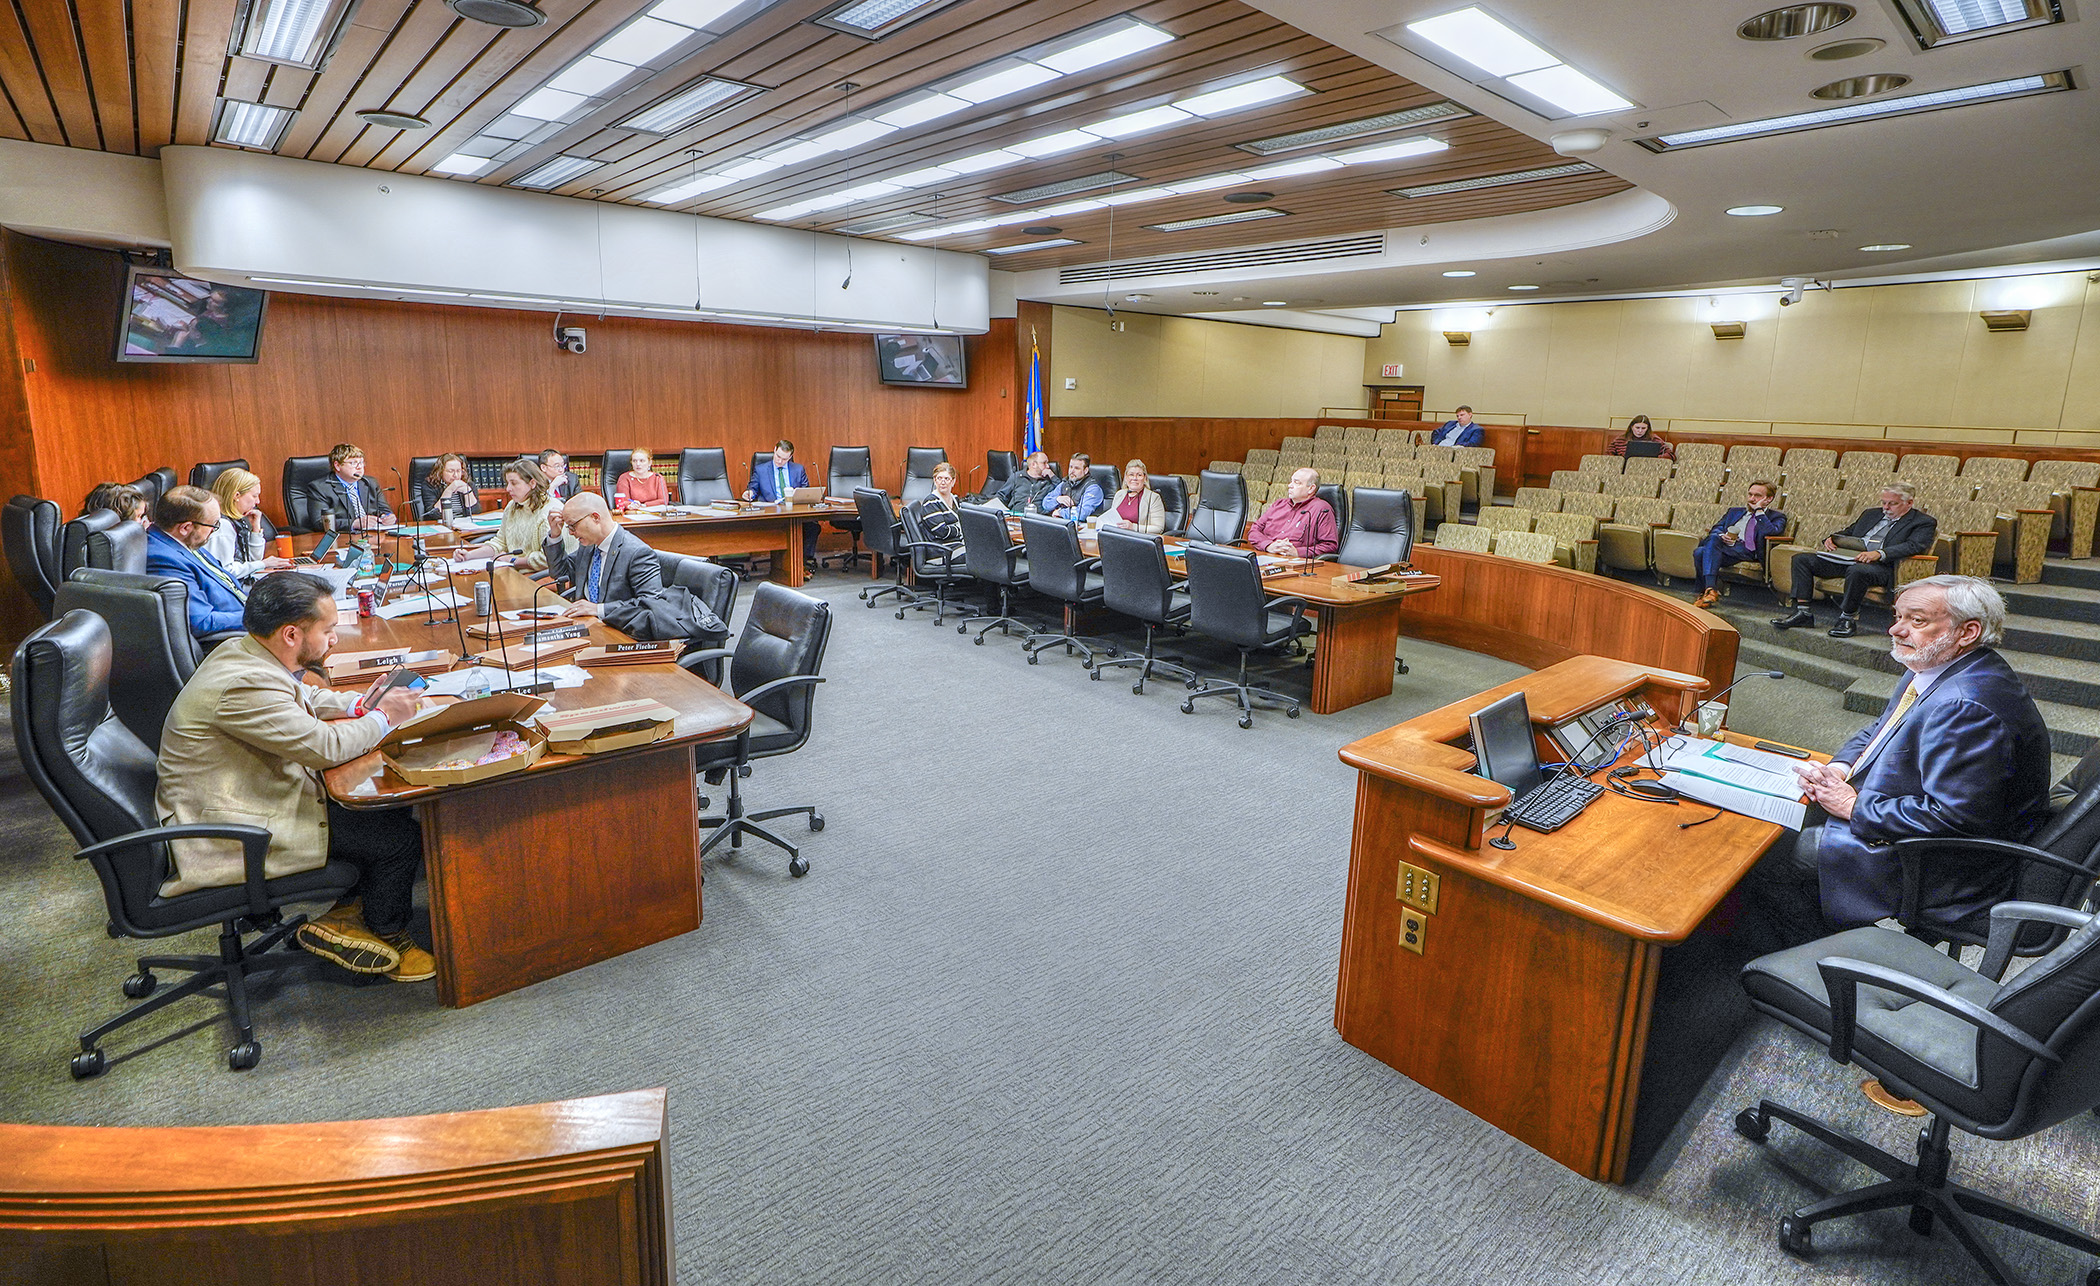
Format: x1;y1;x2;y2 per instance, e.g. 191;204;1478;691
1264;594;1315;614
735;673;825;708
78;823;275;919
1894;836;2095;926
903;540;961;572
1982;903;2098;981
1816;956;2059;1068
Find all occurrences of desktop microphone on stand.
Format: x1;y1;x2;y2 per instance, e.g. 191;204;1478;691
1688;669;1787;725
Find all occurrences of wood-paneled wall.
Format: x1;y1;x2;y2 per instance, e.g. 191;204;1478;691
4;233;1022;524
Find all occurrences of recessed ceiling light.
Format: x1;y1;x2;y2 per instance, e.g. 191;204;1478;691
983;238;1081;254
1737;4;1857;41
1222;191;1275;203
1443;270;1476;277
1390;161;1598;198
1408;7;1557;76
1237;102;1471;155
448;0;547;28
1090;104;1194;138
618;76;761;134
1006;129;1101;158
1331;136;1448;164
1262;300;1287;306
431;154;494;176
1726;204;1785;216
948;62;1061;104
644;171;738;203
1164;173;1252;195
1810;37;1884;59
1811;73;1911;99
512;155;601;189
1022;225;1061;235
816;0;963;39
1242;157;1344;181
875;93;970;128
213;100;295;150
1143;208;1290;232
239;0;358;69
1640;72;2069;150
1507;284;1540;291
1176;76;1311;117
594;15;695;65
1506;64;1634;115
1036;19;1173;73
1859;242;1912;251
1892;0;2063;49
356;109;429;129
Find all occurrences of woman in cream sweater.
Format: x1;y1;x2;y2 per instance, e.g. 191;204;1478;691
456;457;559;570
1097;459;1166;535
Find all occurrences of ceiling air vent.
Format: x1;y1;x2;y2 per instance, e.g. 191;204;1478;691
1057;234;1385;285
448;0;546;28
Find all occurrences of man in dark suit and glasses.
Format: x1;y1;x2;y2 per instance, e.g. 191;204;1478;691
304;443;395;532
1738;575;2051;953
1772;481;1937;637
544;492;663;620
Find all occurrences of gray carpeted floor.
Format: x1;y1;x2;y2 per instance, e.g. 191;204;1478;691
3;570;2095;1284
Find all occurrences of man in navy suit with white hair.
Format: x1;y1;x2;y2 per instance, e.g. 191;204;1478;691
1739;574;2051;952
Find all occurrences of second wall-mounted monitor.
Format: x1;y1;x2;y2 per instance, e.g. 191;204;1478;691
875;333;967;388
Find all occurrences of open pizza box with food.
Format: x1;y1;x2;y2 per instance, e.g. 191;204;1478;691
379;691;549;787
534;698;680;755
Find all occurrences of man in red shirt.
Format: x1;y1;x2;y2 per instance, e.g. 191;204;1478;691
1244;467;1339;558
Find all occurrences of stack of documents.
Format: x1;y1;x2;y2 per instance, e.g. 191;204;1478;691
1655;737;1808;828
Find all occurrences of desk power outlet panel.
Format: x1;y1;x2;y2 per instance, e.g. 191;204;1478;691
1397;862;1440;914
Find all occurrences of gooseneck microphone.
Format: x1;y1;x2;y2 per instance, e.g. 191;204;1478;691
1689;669;1787;723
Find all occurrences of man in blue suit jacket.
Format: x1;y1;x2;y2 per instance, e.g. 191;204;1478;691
144;485;249;638
743;439;819;569
1690;480;1786;608
1425;405;1484;448
1739;575;2051;952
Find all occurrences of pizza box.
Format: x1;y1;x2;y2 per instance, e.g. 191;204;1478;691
322;646;458;686
379;691;549;787
536;698;679;755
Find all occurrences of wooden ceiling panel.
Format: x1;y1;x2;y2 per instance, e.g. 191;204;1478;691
11;0;1629;274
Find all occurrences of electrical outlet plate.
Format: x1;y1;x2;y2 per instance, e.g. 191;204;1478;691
1396;861;1440;914
1399;909;1427;955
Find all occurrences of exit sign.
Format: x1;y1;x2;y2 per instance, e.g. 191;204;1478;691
1380;363;1403;378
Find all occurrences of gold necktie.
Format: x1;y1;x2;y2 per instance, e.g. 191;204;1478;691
1857;681;1920;767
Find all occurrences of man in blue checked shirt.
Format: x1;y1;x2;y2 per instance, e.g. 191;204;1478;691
1042;453;1104;523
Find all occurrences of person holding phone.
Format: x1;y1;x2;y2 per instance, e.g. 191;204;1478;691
155;571;433;983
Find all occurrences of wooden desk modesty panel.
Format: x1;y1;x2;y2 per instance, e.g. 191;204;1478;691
1333;656;1787;1183
616;500;854;588
0;1089;673;1286
324;566;752;1007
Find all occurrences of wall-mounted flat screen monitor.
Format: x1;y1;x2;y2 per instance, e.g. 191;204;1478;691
875;333;966;388
114;265;267;363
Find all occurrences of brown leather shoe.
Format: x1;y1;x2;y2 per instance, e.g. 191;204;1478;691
383;933;436;983
1692;588;1719;609
296;902;401;975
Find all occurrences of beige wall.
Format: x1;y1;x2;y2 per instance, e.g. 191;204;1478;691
1363;270;2100;447
1049;305;1368;417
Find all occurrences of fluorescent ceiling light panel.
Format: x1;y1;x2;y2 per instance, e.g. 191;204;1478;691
876;94;970;128
1933;0;2033;28
889;165;961;188
948;63;1061;103
719;156;786;180
836;180;904;202
812;119;897;151
1164;172;1252;194
942;148;1024;174
213;100;294;149
1406;7;1556;77
1176;76;1309;117
1243;156;1344;180
512;155;601;188
1237;102;1470;154
1037;20;1174;74
645;171;738;202
1035;199;1108;217
1006;129;1101;158
1898;0;2060;45
1506;64;1633;115
756;201;820;221
594;16;693;65
1098;186;1175;207
648;0;746;28
765;139;838;166
547;56;634;97
819;0;957;37
1143;207;1288;232
1089;105;1192;138
1332;136;1448;164
986;239;1081;254
513;86;587;122
1390;161;1597;197
618;76;759;133
431;154;494;176
238;0;353;69
1640;72;2068;149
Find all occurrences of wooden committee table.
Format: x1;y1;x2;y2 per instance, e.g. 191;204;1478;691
612;498;854;587
323;565;751;1007
1333;656;1793;1182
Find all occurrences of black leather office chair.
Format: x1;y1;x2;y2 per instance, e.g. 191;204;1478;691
405;455;440;519
1092;526;1196;695
12;611;357;1078
852;487;919;612
902;446;946;505
678;448;733;504
1153;474;1190;536
1187;470;1249;544
954;502;1034;644
746;451;771;497
897;505;970;625
1735;909;2100;1281
985;450;1018;498
5;494;62;618
61;509;121;584
129;468;176;514
1088;463;1120;501
55;568;213;752
281;456;332;534
1316;482;1349;542
187;459;248;491
599;450;635;501
1339;488;1416;567
682;583;832;878
86;515;147;574
1018;512;1111;668
825;447;873;571
652;551;742;685
1180;542;1310;727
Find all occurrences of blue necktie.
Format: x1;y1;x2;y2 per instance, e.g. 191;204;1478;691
587;548;603;601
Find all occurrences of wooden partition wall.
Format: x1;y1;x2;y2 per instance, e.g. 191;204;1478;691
0;1088;672;1285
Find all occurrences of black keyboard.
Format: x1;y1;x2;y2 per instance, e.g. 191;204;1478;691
1506;773;1606;833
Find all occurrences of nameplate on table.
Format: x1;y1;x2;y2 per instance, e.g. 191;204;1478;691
466;621;590;643
323;647;458;685
576;640;680;667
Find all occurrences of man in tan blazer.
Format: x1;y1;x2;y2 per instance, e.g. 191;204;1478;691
155;572;431;981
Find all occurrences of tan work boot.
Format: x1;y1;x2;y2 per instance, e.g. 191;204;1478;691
1693;588;1720;609
383;933;436;983
296;901;401;974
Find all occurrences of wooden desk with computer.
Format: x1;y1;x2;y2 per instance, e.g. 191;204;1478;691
1333;655;1795;1184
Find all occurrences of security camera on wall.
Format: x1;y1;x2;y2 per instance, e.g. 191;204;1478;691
1778;278;1807;307
556;326;586;354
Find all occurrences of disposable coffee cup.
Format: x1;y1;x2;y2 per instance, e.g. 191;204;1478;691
1695;701;1727;739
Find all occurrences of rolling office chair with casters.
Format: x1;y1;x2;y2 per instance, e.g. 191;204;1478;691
1153;474;1190;536
1179;542;1312;728
187;459;248;491
1734;907;2100;1284
651;551;743;686
681;583;833;879
4;494;62;618
128;468;176;514
852;487;921;613
901;446;946;504
984;450;1018;498
281;455;333;533
954;501;1034;645
12;611;358;1078
1187;470;1249;544
1091;526;1196;695
55;569;224;752
1333;486;1417;676
1017;512;1113;669
899;505;970;625
677;448;733;503
824;447;874;571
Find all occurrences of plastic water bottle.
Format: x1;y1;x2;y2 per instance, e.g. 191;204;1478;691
462;666;491;701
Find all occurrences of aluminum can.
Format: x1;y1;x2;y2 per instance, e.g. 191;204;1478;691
357;587;375;618
474;580;493;618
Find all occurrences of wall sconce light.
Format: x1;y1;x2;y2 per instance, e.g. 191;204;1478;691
1980;309;2030;332
1710;321;1747;340
1443;331;1471;346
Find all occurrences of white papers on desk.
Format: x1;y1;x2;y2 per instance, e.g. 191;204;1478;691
1711;741;1817;777
1660;772;1807;829
447;557;494;574
499;607;566;623
375;590;469;619
1658;737;1802;799
420;665;589;697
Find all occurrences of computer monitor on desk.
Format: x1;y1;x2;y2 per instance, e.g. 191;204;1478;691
1469;691;1543;798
